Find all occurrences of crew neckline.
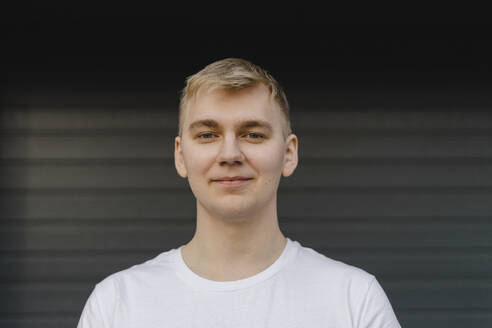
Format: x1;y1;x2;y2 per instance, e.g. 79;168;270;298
172;237;298;291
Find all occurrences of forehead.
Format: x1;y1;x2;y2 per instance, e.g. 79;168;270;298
184;84;282;128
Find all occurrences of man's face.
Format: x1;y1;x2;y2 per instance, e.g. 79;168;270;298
174;84;298;221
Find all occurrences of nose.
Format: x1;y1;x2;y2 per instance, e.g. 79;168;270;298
216;134;245;165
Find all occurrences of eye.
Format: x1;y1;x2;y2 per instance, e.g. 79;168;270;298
245;133;264;139
197;133;218;139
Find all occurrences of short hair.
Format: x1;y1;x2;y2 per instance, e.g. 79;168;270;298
178;58;292;137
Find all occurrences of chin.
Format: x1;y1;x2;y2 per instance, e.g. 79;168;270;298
207;201;257;222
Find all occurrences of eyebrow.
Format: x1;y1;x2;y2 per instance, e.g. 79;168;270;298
188;119;273;133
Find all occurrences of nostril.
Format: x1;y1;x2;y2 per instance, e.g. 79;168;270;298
219;160;243;166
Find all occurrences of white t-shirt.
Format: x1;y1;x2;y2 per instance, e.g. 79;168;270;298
77;238;401;328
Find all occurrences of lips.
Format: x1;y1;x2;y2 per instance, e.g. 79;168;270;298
211;176;253;187
212;176;252;182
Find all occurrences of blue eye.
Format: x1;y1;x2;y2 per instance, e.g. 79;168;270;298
198;133;216;139
247;133;263;139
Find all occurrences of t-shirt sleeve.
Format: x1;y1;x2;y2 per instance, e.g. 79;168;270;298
77;277;117;328
358;277;401;328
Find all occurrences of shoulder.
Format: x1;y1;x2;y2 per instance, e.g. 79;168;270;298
289;242;401;327
92;247;180;298
293;242;375;285
78;248;180;327
286;241;377;301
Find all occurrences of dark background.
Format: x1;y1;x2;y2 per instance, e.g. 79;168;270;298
2;6;492;327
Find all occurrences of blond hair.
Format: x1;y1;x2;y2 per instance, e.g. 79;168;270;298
178;58;292;137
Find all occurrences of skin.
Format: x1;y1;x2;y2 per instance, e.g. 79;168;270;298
174;83;298;281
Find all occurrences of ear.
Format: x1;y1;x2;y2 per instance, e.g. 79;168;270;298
282;134;298;177
174;136;188;178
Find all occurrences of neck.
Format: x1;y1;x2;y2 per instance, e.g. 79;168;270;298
181;201;287;282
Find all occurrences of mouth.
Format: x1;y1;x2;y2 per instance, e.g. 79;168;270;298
211;177;253;187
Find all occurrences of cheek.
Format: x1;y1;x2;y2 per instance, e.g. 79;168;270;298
183;146;216;174
251;145;285;176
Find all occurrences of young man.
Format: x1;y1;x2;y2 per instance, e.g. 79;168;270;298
77;58;401;327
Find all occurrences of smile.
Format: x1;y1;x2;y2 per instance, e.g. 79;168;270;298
212;178;253;187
